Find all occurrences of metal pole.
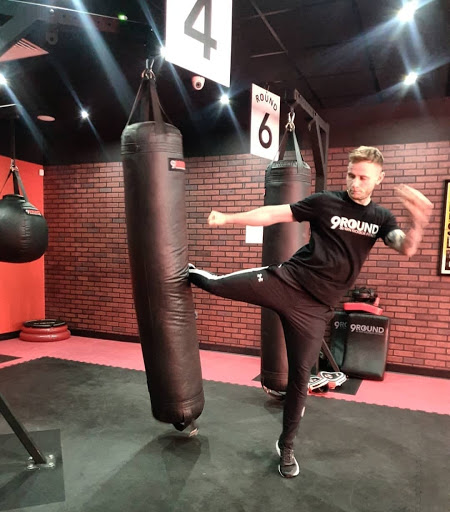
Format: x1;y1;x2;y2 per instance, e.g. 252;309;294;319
320;339;341;372
0;392;47;465
10;118;16;163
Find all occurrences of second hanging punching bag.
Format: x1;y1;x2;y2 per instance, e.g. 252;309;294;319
261;114;311;393
121;69;204;431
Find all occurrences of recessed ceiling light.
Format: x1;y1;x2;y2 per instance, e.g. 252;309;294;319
404;72;418;85
397;1;419;22
0;73;8;86
220;94;230;105
37;114;56;122
81;109;89;119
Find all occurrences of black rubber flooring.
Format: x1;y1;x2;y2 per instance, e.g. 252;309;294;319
0;357;448;512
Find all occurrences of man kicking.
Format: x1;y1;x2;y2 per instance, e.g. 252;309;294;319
188;146;433;478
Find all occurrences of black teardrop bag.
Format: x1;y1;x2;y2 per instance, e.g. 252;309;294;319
0;164;48;263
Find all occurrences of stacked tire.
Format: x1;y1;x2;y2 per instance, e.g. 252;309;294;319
20;319;71;342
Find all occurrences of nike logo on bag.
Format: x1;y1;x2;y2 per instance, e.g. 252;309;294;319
257;273;263;282
330;215;379;237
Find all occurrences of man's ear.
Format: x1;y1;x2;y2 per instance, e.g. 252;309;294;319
376;171;385;185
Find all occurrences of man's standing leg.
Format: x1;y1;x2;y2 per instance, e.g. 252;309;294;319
276;291;333;478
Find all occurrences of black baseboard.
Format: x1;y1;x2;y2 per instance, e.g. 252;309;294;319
199;342;260;357
70;329;139;343
386;363;450;380
0;331;20;341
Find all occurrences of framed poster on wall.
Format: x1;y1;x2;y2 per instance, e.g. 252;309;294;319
439;180;450;275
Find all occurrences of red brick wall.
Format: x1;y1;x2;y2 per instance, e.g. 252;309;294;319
44;162;137;337
186;154;268;353
44;141;450;372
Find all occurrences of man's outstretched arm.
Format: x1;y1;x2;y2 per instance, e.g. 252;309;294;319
208;204;294;227
386;184;433;258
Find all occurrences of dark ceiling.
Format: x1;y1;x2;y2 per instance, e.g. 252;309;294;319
0;0;449;164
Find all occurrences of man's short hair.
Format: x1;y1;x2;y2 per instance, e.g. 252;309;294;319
349;146;384;166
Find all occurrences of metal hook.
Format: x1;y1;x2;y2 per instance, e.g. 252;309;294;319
285;111;296;132
142;58;156;80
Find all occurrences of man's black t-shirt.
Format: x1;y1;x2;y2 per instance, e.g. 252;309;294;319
272;190;399;306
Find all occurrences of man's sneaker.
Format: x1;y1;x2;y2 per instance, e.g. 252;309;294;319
188;263;196;270
276;440;300;478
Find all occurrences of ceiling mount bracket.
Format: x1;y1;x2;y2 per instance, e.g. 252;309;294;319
291;90;330;193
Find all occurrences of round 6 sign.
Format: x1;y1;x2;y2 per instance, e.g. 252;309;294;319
250;84;280;160
165;0;232;87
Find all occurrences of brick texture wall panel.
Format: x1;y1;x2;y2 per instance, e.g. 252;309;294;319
44;163;138;336
44;142;449;371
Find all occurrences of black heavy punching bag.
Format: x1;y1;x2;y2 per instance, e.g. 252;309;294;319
0;164;48;263
121;69;204;431
261;117;311;393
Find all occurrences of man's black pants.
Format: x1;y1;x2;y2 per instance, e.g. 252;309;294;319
189;265;333;449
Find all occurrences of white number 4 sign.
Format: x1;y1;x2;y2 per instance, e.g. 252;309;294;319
165;0;233;87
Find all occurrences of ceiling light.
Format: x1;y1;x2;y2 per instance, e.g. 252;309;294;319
220;94;230;105
397;1;419;22
0;73;8;86
404;71;418;85
160;46;166;58
37;114;56;122
81;109;89;119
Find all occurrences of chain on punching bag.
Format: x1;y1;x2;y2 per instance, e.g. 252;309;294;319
261;113;311;393
121;67;204;432
0;163;48;263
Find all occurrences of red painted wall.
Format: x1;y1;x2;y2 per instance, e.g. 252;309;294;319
0;155;45;334
44;141;450;373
